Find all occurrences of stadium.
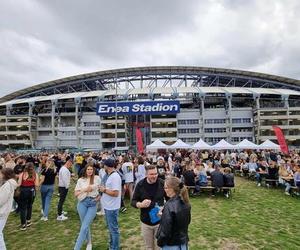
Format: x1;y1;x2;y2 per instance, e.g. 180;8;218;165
0;66;300;150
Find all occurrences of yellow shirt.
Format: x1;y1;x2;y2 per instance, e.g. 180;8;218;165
75;155;84;164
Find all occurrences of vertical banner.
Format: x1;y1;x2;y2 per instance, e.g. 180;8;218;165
272;125;289;154
136;128;144;154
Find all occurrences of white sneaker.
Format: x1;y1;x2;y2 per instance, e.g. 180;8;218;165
86;242;92;250
257;183;261;187
285;192;290;196
57;215;68;221
40;216;48;221
96;211;105;216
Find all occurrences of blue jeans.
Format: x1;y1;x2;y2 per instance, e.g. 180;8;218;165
162;244;188;250
40;184;54;217
74;197;97;250
0;217;7;250
75;164;81;176
105;209;120;250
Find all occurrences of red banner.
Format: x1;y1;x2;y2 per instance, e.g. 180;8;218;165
136;128;144;154
272;125;289;154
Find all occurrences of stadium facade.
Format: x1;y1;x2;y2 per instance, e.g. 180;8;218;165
0;66;300;150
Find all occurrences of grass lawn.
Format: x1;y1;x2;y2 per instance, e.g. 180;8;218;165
4;177;300;250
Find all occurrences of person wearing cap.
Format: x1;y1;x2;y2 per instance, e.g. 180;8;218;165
156;156;167;180
99;158;122;250
57;156;73;221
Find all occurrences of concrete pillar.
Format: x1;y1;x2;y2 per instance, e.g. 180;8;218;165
253;94;260;144
6;104;12;116
28;102;35;148
282;95;289;136
75;97;81;149
51;100;58;149
226;94;232;143
200;95;205;140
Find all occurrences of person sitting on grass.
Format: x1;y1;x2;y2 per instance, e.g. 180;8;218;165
223;167;234;198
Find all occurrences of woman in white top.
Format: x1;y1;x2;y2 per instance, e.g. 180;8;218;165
135;156;146;184
0;168;18;250
74;164;100;250
121;156;134;200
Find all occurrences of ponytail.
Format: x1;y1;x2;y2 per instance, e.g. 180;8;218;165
180;185;190;204
165;176;190;204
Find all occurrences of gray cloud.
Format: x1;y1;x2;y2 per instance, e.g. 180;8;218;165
0;0;299;98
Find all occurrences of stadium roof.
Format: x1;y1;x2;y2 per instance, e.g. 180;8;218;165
1;87;300;106
1;66;300;104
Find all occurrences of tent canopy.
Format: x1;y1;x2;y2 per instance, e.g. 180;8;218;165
192;139;212;150
234;139;258;150
258;139;280;150
169;139;191;149
146;139;169;150
211;139;234;150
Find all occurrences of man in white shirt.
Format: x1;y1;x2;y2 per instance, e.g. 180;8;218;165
99;158;122;250
57;156;72;221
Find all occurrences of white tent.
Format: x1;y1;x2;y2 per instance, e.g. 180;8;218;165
169;139;191;149
192;139;212;150
211;139;235;150
258;139;280;150
146;139;169;150
234;139;258;150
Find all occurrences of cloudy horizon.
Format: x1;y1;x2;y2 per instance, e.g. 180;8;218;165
1;0;300;98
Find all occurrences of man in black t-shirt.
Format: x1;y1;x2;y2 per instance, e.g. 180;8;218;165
182;166;196;186
131;165;166;250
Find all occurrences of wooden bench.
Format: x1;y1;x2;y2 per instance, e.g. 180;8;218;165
290;186;300;197
247;172;256;180
234;170;243;177
263;179;279;187
186;186;235;198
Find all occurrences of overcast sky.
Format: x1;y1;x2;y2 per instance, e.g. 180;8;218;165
0;0;300;98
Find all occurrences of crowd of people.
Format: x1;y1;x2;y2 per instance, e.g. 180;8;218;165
0;148;299;249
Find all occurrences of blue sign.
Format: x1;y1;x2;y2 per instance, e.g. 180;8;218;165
96;100;180;116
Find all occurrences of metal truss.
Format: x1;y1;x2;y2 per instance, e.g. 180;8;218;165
8;67;300;100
